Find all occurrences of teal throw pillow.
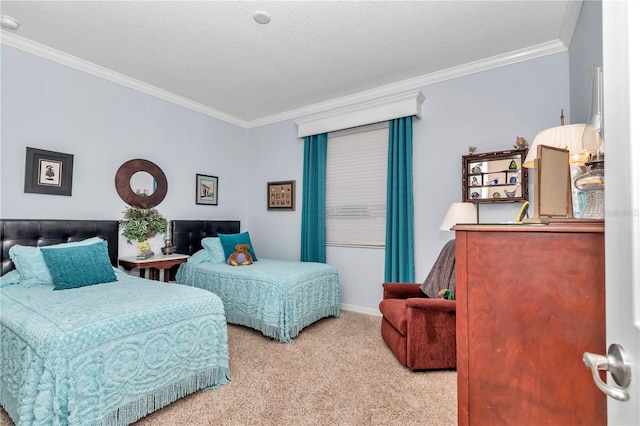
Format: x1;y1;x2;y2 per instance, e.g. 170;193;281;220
218;232;258;262
8;237;105;284
41;240;117;290
201;237;227;263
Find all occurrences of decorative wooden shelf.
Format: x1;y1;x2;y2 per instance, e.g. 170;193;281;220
462;149;529;203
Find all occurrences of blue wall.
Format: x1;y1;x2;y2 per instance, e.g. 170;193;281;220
1;45;249;257
1;0;600;312
247;52;570;312
569;0;603;124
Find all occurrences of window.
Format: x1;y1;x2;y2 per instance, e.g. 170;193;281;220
326;122;388;247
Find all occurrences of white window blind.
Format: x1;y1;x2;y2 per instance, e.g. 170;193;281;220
326;123;388;247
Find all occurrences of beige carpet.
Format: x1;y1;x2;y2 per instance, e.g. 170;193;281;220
0;311;457;426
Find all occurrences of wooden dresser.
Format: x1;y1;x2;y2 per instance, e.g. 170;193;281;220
454;220;605;425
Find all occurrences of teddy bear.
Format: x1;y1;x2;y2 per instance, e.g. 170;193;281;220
227;243;253;266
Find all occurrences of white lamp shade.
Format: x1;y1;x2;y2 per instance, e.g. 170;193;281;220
523;123;588;168
439;202;478;231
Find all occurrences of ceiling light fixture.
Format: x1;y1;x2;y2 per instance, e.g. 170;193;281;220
1;15;20;30
253;10;271;25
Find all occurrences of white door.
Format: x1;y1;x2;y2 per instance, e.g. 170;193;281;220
601;1;639;424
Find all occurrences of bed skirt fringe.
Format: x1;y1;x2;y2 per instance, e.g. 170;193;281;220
228;305;341;343
99;367;231;426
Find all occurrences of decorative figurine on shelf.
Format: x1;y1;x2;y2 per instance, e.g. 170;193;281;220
471;176;479;186
514;136;529;150
504;188;517;198
490;178;499;185
509;174;518;184
471;192;480;199
471;164;482;173
492;192;501;198
468;146;477;155
509;159;518;169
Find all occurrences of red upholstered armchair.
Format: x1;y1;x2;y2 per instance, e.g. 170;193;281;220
379;240;457;371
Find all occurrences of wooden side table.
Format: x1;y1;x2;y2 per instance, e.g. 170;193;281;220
118;253;189;282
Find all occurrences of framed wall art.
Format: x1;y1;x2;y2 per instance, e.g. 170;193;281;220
267;180;295;211
196;174;218;205
24;147;74;196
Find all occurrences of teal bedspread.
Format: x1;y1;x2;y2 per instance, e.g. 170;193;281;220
176;258;341;342
0;272;230;426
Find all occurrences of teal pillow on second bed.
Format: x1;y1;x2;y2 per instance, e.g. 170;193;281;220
218;232;258;262
41;240;117;290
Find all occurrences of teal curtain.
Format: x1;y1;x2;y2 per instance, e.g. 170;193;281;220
300;133;328;263
385;117;415;282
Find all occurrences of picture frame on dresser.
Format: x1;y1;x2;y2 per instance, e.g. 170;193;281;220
196;173;218;205
24;147;74;196
535;145;572;218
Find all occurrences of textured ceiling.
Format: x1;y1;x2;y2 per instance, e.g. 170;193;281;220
0;1;581;126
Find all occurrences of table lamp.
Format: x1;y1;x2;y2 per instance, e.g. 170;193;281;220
439;202;478;231
523;123;587;217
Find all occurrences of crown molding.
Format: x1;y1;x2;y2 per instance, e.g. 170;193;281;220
2;31;566;130
0;32;251;128
559;0;584;48
250;39;568;128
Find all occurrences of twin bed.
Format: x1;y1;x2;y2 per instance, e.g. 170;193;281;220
0;219;230;426
1;219;341;425
170;220;342;343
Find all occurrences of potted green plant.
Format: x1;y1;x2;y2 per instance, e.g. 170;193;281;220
119;205;167;259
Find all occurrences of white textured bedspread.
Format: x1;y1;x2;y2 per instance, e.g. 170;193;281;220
176;258;341;342
0;273;230;426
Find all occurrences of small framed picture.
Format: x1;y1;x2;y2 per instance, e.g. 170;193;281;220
267;180;295;211
24;147;74;196
196;174;218;205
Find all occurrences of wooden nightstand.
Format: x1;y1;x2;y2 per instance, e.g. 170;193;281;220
118;253;189;282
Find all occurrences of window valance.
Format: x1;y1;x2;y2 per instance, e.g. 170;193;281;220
295;91;424;138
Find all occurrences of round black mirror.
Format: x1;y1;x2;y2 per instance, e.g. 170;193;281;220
115;159;167;207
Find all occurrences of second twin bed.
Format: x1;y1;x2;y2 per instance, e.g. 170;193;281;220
171;220;342;343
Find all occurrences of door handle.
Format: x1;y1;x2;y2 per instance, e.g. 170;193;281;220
583;344;631;402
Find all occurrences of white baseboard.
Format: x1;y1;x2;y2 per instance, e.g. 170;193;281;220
340;303;382;317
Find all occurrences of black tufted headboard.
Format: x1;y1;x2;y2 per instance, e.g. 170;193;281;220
1;219;119;276
171;220;240;256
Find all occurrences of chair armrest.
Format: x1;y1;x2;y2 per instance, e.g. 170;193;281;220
382;282;422;299
405;298;456;313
